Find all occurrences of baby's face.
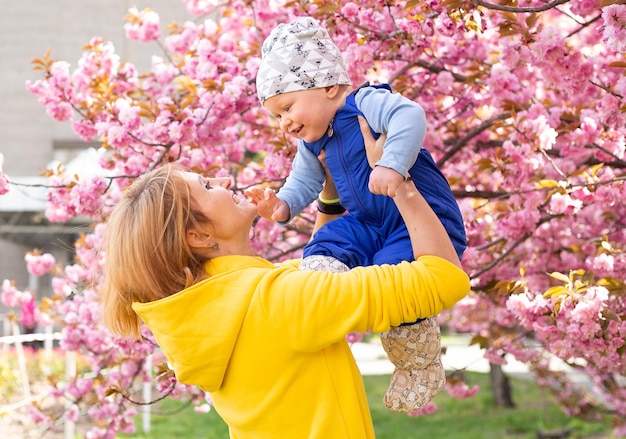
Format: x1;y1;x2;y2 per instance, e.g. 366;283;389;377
263;88;337;143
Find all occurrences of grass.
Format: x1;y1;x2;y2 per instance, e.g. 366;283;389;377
122;372;612;439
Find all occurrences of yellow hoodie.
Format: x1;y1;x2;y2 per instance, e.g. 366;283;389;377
132;254;470;439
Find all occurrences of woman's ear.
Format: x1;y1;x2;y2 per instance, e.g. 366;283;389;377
186;228;213;249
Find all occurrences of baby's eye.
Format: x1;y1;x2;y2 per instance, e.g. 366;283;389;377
205;181;212;190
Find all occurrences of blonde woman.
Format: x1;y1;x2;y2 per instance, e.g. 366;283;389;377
100;128;469;438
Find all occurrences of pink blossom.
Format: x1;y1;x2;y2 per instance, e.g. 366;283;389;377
19;293;37;327
345;332;363;344
589;253;614;276
72;120;97;142
25;252;56;276
183;0;218;15
0;152;9;195
407;401;437;416
194;404;212;413
120;421;136;435
65;404;80;422
341;3;360;18
570;0;603;18
120;359;139;377
49;60;72;89
1;279;22;308
156;375;177;394
28;407;50;426
446;380;480;399
67;377;94;398
51;276;75;298
0;173;8;195
151;55;177;85
549;192;582;215
64;310;79;325
434;11;456;36
603;4;626;53
115;99;141;130
124;8;161;43
165;21;199;54
85;427;107;439
68;176;107;218
107;124;130;148
46;100;73;122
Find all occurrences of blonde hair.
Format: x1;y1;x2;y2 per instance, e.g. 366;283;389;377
100;164;209;339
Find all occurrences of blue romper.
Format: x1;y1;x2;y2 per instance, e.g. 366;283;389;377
301;84;467;267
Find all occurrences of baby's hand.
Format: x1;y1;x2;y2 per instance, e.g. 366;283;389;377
368;166;405;198
244;187;290;222
357;115;403;197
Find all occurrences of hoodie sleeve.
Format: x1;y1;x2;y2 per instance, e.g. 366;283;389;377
259;255;470;353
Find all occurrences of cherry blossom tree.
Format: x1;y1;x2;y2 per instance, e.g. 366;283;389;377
1;0;625;437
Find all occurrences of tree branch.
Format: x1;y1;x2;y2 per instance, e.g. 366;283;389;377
470;0;570;13
469;214;558;279
438;112;511;166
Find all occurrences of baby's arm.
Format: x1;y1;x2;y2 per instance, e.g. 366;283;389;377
361;118;404;196
246;143;325;224
275;143;326;223
357;86;426;197
245;187;290;222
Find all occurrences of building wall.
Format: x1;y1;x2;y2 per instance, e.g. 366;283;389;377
0;0;193;319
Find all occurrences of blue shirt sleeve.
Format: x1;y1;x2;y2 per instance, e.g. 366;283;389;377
355;86;426;178
275;140;325;224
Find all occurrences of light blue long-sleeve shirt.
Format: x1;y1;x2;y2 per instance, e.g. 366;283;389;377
276;84;426;221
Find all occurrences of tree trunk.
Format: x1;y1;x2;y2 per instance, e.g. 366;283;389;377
489;362;515;408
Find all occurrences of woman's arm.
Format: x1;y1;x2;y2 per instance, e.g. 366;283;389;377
394;180;462;269
311;150;345;238
357;116;462;270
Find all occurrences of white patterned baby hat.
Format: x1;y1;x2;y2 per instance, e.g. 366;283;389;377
256;17;352;104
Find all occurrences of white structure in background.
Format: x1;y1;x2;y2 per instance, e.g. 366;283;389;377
0;0;190;318
0;3;207;437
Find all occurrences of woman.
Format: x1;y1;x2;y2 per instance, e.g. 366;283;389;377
100;136;470;439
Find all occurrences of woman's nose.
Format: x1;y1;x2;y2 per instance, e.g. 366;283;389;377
210;177;232;189
219;178;233;189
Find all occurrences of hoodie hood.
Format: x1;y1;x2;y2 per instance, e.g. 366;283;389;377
132;255;275;392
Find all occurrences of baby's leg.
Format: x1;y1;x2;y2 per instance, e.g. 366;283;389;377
380;318;445;412
303;214;378;268
298;254;350;273
374;239;446;412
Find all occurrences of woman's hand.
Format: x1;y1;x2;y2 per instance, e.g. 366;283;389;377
317;149;339;202
358;116;405;197
357;115;386;168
